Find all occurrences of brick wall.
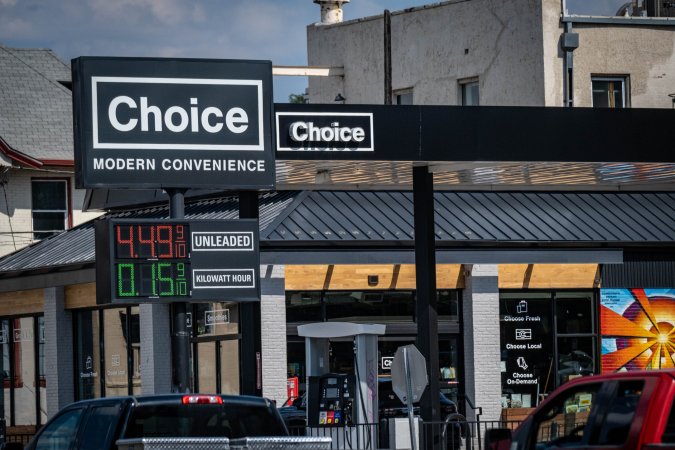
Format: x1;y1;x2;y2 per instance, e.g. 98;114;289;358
260;265;288;404
462;264;502;421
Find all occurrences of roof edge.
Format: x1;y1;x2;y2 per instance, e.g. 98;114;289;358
0;137;43;169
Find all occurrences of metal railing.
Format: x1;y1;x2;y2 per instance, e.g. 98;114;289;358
285;418;527;450
421;419;524;450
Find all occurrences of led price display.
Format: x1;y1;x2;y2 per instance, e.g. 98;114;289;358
96;218;261;304
113;223;191;299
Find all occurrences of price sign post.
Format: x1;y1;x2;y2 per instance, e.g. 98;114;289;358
95;218;260;304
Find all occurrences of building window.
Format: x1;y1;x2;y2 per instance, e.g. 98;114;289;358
499;291;597;409
395;90;413;105
73;307;141;401
31;179;69;240
460;78;479;106
592;76;629;108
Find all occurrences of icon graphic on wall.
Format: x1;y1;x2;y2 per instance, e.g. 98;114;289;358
515;329;532;340
517;357;528;370
112;354;121;367
517;300;528;314
86;356;93;370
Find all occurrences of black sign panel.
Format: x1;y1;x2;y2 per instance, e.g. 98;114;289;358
73;57;275;189
499;298;553;408
276;112;374;152
274;103;675;164
95;219;260;303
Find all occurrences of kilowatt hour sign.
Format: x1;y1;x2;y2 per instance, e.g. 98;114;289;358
95;219;260;304
72;57;275;189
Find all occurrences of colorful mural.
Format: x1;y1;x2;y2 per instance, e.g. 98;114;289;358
601;289;675;373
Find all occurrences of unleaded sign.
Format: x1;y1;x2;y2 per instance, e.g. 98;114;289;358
72;57;275;189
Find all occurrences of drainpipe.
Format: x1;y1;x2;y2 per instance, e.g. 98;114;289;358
562;21;579;107
384;9;392;105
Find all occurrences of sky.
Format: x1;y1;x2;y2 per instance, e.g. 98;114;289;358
0;0;628;103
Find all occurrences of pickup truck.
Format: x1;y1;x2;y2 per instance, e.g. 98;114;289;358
486;369;675;449
16;394;290;450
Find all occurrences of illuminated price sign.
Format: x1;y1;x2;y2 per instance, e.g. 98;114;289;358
95;219;260;304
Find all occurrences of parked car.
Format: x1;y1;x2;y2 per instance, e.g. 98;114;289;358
485;369;675;449
19;394;288;450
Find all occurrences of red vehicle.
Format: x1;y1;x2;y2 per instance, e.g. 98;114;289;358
486;370;675;449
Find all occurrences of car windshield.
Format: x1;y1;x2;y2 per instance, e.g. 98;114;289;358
123;404;286;439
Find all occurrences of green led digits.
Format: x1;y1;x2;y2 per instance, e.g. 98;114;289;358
157;263;175;296
117;263;136;297
116;262;190;298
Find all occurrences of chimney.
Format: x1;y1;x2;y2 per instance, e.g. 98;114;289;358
314;0;350;24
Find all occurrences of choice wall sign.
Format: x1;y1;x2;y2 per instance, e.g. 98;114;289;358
72;57;275;189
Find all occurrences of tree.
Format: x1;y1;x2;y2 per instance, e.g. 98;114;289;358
288;93;307;104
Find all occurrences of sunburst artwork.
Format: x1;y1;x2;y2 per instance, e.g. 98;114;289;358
601;288;675;373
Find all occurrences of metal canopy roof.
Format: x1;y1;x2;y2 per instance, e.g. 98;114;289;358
0;191;672;281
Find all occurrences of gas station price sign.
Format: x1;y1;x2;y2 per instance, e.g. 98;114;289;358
96;219;260;304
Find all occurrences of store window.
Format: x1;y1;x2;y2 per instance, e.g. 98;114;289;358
286;290;462;407
74;307;140;400
286;290;459;324
31;179;69;240
459;78;479;106
592;76;629;108
499;291;597;410
0;316;46;427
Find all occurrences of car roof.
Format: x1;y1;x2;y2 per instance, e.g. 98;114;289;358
63;394;274;409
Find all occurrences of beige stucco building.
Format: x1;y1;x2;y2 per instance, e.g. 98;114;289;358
307;0;675;109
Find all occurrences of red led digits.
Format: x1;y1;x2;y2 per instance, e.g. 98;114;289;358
116;225;135;258
137;225;155;258
156;225;173;258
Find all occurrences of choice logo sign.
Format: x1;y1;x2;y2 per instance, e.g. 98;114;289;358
73;57;274;189
93;77;263;150
276;112;374;152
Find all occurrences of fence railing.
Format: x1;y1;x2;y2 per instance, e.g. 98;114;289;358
421;419;523;450
286;417;525;450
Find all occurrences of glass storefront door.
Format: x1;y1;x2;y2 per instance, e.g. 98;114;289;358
192;302;240;394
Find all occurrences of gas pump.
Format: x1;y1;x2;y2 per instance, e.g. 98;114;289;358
298;322;385;449
307;373;356;426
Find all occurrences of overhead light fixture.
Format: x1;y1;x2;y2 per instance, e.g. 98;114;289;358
334;93;346;102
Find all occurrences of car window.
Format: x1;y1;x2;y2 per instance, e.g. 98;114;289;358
35;408;84;450
595;380;643;446
124;404;286;439
532;383;601;449
663;393;675;443
79;403;123;450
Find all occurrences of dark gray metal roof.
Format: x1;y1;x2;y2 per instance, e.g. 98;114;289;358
0;191;672;276
264;191;675;245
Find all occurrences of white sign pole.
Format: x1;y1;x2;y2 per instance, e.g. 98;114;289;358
403;347;417;450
